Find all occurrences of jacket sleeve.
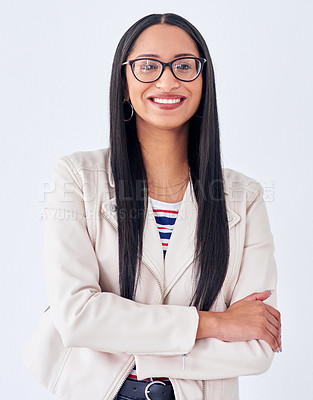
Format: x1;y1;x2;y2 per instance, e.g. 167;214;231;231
134;183;278;380
43;156;199;355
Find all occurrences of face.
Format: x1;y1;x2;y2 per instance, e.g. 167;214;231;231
124;24;203;131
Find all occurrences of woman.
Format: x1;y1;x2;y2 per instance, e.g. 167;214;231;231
23;13;281;400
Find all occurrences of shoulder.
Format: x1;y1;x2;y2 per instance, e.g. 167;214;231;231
53;147;112;183
57;147;110;172
49;147;113;190
223;167;264;207
46;147;113;212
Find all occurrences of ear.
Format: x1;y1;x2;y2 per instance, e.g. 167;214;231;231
122;77;129;101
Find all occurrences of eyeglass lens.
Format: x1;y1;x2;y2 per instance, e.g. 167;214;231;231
132;58;202;82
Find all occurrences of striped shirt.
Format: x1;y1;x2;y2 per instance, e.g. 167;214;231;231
149;196;182;258
126;197;181;382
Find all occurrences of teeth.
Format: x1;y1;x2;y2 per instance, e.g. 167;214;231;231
152;98;182;104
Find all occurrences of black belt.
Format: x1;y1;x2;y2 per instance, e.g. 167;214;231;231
116;378;175;400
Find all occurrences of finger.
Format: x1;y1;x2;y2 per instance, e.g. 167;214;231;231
265;322;281;351
264;304;281;324
243;290;272;302
266;311;281;333
264;307;281;348
259;326;280;352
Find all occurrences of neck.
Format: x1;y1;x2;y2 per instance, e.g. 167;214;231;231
136;118;190;202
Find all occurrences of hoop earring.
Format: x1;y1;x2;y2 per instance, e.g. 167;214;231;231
123;99;134;122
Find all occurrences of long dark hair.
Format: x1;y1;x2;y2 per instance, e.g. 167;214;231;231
109;13;229;311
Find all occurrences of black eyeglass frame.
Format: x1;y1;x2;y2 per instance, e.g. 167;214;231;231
122;57;207;83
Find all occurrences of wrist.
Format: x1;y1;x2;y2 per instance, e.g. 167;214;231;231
196;311;222;339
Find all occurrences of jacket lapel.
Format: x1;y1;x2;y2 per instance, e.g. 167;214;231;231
162;180;197;296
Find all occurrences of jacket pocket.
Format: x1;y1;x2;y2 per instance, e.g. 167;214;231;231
22;308;72;393
54;347;132;400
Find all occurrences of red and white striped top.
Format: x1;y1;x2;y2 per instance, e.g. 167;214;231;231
126;196;182;382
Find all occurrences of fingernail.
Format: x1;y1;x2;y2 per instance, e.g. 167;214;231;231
266;290;272;295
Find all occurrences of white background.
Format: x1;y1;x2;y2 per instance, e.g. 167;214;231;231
1;0;312;399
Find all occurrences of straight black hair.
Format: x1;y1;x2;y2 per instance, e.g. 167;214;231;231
109;13;229;311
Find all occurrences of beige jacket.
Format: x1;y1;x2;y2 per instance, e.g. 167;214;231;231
22;147;277;400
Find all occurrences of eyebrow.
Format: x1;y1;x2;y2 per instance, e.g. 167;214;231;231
135;53;198;58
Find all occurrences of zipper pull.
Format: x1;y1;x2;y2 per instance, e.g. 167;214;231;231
181;353;188;370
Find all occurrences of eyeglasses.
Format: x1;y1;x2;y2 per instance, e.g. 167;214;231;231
122;57;207;83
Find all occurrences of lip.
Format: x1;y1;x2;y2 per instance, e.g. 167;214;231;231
147;94;187;110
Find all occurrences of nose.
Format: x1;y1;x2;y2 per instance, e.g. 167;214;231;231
155;66;180;91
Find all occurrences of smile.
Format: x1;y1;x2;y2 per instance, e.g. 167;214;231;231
148;96;186;110
152;98;182;104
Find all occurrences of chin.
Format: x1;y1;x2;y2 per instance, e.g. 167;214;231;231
151;119;188;130
136;112;191;131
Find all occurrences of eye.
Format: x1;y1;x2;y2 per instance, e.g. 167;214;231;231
173;59;196;75
141;64;158;71
176;63;193;70
134;60;160;73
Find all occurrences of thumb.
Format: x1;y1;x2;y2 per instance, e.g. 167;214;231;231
243;290;272;302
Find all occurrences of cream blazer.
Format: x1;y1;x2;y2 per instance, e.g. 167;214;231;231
22;147;277;400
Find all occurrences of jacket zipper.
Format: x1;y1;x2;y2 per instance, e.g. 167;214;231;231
202;380;207;400
181;353;188;370
109;355;135;399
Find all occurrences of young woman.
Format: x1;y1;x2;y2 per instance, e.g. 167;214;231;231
23;13;281;400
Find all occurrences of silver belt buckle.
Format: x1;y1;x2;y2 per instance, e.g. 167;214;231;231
144;380;166;400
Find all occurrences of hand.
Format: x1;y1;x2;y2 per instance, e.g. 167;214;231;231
196;291;281;352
